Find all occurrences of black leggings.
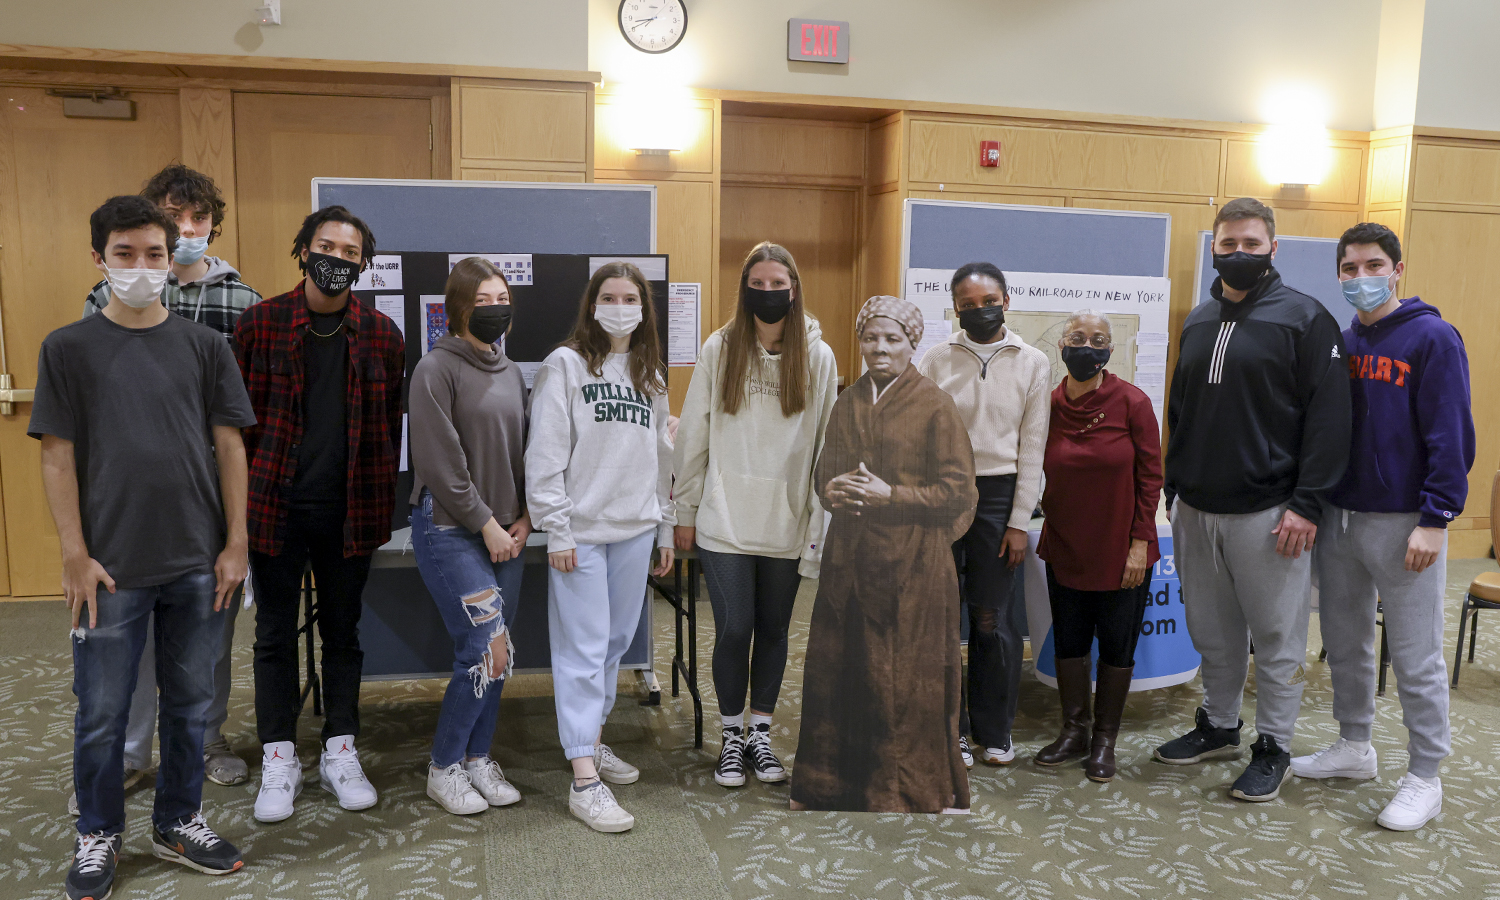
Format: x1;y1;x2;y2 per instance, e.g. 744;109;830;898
698;547;802;718
1046;564;1150;669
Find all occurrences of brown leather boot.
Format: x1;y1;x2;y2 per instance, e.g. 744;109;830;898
1033;657;1093;767
1085;663;1134;782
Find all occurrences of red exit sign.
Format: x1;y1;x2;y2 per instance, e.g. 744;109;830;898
787;18;850;64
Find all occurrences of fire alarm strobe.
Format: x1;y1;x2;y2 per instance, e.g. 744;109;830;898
980;141;1001;167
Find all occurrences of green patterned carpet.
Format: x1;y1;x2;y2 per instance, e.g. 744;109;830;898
3;559;1500;900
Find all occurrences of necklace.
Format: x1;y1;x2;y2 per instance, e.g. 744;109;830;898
307;319;343;338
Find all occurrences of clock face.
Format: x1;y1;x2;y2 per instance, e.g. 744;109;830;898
618;0;687;54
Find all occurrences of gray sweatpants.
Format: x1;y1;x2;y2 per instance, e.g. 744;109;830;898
1173;500;1312;746
1315;509;1450;778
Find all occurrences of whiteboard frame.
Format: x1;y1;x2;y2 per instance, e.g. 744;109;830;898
312;177;658;253
901;197;1172;279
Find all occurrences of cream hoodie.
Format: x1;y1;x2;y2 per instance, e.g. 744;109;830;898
525;347;674;552
673;317;838;577
917;325;1050;531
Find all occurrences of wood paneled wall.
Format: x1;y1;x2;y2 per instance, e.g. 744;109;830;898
452;77;593;182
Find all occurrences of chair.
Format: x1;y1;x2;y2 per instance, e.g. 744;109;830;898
1452;471;1500;687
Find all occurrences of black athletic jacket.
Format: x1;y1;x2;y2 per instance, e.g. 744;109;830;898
1165;268;1351;523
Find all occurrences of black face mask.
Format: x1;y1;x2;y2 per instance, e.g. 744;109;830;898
305;251;360;296
744;287;793;324
468;304;512;345
957;305;1005;342
1212;251;1272;292
1060;345;1111;381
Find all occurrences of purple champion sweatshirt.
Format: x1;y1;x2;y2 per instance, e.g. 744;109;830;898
1327;297;1475;527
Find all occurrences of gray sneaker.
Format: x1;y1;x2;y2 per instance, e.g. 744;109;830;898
204;738;250;786
594;743;640;785
69;766;149;817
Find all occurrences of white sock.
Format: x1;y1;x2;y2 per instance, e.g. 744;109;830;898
749;713;772;731
721;712;744;731
1343;739;1372;753
1409;773;1440;787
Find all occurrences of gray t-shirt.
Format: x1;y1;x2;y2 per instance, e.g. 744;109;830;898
28;312;257;589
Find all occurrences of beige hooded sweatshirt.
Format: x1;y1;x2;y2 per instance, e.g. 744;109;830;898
673;316;838;577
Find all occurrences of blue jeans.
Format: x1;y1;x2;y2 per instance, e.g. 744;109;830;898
72;571;223;836
412;493;526;768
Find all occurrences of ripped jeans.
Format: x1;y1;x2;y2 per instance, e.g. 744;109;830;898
412;492;526;768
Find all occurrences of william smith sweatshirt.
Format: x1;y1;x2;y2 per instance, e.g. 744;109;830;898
525;347;674;552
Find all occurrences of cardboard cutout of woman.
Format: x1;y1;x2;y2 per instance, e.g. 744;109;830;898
790;296;978;813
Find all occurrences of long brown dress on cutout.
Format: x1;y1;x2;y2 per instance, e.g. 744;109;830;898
790;364;978;812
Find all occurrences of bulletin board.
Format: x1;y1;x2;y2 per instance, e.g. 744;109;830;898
1193;231;1348;324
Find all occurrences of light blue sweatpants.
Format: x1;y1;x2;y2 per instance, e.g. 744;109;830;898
547;529;655;760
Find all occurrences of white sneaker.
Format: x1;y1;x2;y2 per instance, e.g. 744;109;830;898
426;763;487;815
1377;774;1443;831
463;757;521;807
568;780;634;833
254;742;303;823
959;736;974;769
981;743;1015;765
319;735;378;811
1292;738;1378;780
594;743;640;785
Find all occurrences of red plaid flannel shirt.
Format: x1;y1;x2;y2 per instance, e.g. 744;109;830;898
233;282;405;557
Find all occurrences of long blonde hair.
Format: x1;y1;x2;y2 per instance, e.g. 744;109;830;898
562;261;667;396
718;242;811;416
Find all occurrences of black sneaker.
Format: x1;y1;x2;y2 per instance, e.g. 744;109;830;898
151;812;244;875
714;726;747;788
959;735;974;769
1230;735;1292;802
65;832;121;900
1154;707;1243;765
747;723;788;783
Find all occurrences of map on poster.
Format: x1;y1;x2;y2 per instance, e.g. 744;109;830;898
1005;309;1139;386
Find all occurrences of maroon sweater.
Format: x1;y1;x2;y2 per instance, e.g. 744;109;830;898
1037;372;1163;591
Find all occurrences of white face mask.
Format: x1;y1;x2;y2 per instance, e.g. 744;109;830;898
106;268;169;309
173;234;210;265
594;303;643;339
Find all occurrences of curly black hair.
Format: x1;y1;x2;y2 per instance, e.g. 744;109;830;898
141;163;226;243
90;195;179;257
291;205;376;273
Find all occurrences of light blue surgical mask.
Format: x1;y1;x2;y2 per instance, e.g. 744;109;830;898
1341;274;1394;313
173;233;210;265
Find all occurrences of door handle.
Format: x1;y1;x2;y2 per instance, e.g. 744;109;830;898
0;374;32;415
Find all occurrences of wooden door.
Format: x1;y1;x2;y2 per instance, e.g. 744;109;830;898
233;93;433;297
720;185;860;377
0;86;184;595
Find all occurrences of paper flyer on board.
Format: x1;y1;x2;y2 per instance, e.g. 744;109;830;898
374;296;405;339
448;253;533;285
353;255;402;291
667;283;701;366
420;295;447;356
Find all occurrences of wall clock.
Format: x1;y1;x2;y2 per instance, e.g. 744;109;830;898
618;0;687;54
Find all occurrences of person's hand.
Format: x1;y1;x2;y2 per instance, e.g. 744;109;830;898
481;518;518;563
674;525;696;552
1405;526;1444;573
63;553;115;630
506;513;533;560
847;462;892;508
826;474;862;511
666;415;680;446
549;549;577;573
213;540;248;612
652;546;675;578
1121;538;1150;589
1271;508;1317;558
1000;527;1027;569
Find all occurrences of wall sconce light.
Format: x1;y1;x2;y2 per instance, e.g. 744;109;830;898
1258;86;1331;187
609;82;693;159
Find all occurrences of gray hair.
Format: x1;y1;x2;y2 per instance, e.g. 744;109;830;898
1064;309;1112;337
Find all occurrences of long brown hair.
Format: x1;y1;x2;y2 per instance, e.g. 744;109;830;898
445;256;508;336
718;242;811;416
563;261;667;396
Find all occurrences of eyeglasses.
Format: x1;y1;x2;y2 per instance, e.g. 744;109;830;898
1061;332;1112;349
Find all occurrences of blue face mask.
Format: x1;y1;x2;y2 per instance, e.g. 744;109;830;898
1341;274;1394;313
174;233;210;265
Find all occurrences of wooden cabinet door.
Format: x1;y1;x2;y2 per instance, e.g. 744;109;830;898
0;87;185;595
232;92;433;297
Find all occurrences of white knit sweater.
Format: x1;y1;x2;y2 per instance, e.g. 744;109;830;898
917;327;1051;530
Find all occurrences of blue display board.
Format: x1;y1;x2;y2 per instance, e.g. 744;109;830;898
1194;231;1350;326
